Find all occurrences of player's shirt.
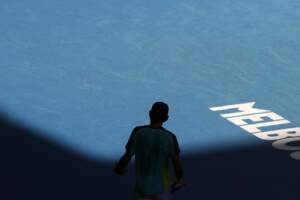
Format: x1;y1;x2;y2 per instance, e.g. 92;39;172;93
125;125;180;195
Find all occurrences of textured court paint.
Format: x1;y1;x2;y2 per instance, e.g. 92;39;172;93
0;0;300;160
210;102;300;160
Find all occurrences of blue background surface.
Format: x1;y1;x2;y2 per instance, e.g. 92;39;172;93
1;0;300;160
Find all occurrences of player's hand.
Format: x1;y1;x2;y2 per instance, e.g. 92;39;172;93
113;163;127;175
170;179;187;193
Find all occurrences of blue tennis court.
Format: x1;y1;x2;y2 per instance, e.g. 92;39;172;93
1;0;300;199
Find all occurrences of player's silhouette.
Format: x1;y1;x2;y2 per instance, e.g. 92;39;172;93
114;102;186;200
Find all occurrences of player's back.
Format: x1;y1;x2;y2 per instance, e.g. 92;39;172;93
128;125;177;195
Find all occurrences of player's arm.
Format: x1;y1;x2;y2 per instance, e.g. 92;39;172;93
169;133;183;181
114;127;137;175
171;153;187;193
114;150;132;175
172;153;183;181
169;134;187;193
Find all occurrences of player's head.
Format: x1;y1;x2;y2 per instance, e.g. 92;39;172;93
149;101;169;123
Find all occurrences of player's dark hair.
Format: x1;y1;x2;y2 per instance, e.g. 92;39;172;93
149;102;169;123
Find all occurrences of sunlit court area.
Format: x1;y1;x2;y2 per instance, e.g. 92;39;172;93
1;0;300;199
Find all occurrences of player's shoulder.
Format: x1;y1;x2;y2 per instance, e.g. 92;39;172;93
160;127;177;139
161;127;181;153
132;125;149;133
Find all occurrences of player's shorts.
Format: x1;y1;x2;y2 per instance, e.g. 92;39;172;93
134;188;171;200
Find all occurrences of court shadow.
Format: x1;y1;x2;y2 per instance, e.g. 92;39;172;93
0;113;135;200
173;142;300;200
1;113;300;200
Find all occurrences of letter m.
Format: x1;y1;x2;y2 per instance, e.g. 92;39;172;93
209;101;269;118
